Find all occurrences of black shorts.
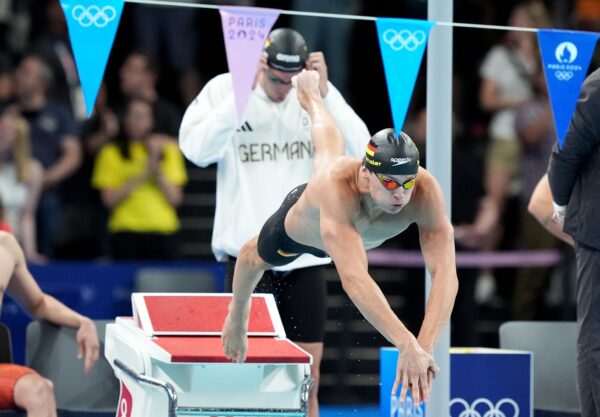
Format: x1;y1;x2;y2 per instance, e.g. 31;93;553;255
257;184;328;267
226;258;327;343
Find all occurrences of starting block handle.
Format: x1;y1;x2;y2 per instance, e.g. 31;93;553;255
114;358;177;417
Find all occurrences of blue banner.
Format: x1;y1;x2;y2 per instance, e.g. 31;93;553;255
61;0;124;117
380;348;425;417
381;347;532;417
538;29;600;148
450;349;531;417
376;18;434;134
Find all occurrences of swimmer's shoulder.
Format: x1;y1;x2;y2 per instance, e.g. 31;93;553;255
409;167;446;218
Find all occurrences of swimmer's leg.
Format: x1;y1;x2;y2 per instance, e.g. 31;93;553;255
222;236;272;362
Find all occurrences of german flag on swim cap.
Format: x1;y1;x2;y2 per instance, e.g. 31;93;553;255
363;128;420;175
366;141;377;157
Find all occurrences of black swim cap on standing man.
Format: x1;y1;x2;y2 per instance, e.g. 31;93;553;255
264;28;308;72
363;128;420;176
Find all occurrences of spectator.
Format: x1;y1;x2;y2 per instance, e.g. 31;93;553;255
119;51;182;138
92;97;187;260
474;1;550;244
14;53;81;257
511;70;561;320
32;0;86;120
0;102;45;263
131;2;203;107
460;1;550;307
55;85;115;259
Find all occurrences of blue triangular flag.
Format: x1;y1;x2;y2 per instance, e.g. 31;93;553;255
376;18;434;135
538;29;600;148
61;0;124;117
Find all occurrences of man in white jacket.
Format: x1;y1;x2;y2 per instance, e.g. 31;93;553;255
179;28;370;416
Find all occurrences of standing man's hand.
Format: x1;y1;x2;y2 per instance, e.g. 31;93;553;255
76;317;100;374
393;338;439;406
552;202;566;226
305;52;329;98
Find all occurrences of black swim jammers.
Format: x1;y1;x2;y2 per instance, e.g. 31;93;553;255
257;184;328;267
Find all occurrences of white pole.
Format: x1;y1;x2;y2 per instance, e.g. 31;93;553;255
426;0;453;415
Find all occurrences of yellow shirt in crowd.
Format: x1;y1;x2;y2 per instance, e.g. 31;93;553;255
92;140;188;234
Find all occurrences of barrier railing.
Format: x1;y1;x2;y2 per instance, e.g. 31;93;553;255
368;249;565;268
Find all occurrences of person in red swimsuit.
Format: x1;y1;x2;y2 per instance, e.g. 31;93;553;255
0;231;99;416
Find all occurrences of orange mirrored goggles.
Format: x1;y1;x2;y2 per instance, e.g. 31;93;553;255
375;173;416;191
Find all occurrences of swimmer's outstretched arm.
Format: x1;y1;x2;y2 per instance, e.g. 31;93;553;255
413;175;458;355
293;71;344;166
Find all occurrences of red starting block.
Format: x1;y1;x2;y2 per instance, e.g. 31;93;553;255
105;293;312;417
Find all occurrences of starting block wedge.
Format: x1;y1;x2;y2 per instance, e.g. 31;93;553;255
105;293;312;417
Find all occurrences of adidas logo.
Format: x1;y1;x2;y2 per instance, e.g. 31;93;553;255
236;121;253;132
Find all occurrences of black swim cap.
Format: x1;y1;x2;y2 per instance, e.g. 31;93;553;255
363;128;420;175
264;28;308;72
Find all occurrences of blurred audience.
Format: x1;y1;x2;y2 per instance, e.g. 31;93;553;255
55;85;115;259
290;0;360;98
0;0;32;58
511;70;561;320
473;1;550;247
14;53;81;258
0;55;14;102
131;2;202;107
0;102;45;263
32;0;86;120
118;51;182;138
457;1;550;308
92;98;187;260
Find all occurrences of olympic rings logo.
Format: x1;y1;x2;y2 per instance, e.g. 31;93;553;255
71;5;117;28
554;70;574;81
382;29;427;52
450;398;519;417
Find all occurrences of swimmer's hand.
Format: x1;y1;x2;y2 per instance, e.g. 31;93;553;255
393;338;439;406
222;301;250;363
292;70;322;110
